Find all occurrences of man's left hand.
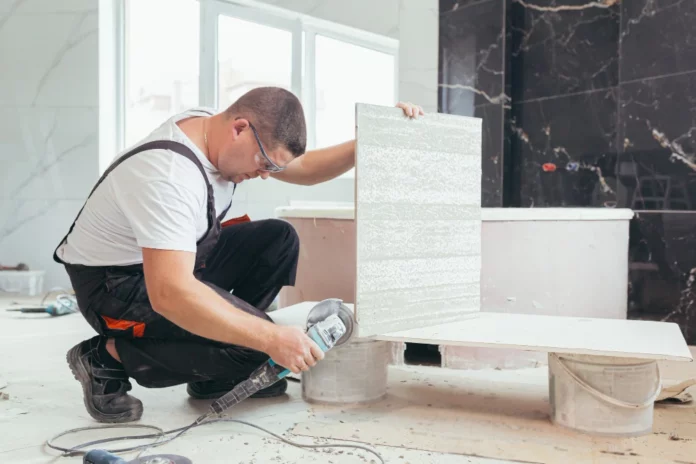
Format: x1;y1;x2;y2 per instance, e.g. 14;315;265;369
396;101;425;119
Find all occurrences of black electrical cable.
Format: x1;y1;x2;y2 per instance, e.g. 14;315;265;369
47;414;385;463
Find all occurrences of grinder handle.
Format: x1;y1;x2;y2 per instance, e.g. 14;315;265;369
269;325;329;376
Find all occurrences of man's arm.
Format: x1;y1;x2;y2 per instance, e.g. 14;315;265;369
141;247;324;373
270;140;355;186
271;102;424;186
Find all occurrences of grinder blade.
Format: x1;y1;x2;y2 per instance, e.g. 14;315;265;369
306;298;354;346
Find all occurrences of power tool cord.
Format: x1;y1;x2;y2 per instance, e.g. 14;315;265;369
47;414;385;463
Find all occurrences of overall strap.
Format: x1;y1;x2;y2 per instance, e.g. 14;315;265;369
189;108;235;222
53;140;216;263
217;184;236;221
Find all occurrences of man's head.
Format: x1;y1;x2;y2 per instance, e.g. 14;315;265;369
211;87;306;183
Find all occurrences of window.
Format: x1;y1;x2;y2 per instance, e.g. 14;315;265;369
123;0;199;147
315;35;396;148
217;15;293;110
119;0;398;157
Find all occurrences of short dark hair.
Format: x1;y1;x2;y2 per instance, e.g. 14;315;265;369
224;87;306;157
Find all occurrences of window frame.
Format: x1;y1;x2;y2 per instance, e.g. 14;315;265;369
116;0;399;154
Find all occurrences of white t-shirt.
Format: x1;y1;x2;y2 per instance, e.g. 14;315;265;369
57;108;236;266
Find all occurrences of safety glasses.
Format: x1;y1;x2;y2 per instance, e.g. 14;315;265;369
248;121;285;173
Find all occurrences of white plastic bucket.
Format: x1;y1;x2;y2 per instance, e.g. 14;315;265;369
0;270;45;296
302;339;389;404
549;353;661;436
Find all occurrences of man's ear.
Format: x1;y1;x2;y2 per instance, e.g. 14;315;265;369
228;117;249;140
233;117;249;130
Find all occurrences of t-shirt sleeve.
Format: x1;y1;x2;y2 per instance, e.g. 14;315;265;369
118;180;204;253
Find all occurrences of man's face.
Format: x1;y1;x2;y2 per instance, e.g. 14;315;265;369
217;119;294;183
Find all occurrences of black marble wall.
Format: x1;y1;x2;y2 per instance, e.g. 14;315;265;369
439;0;696;343
630;212;696;344
439;0;508;207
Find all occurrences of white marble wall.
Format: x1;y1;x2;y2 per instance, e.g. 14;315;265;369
0;0;99;290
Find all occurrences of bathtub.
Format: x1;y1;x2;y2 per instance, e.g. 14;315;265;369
277;203;634;369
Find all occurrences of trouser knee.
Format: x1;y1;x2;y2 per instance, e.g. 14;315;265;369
264;219;299;254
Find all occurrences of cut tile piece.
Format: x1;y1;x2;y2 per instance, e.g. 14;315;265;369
375;313;693;362
355;103;482;337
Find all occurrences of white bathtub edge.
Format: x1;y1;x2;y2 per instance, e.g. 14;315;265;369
481;208;635;222
276;204;634;222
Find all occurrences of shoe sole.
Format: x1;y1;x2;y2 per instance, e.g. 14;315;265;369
187;379;288;400
66;344;143;423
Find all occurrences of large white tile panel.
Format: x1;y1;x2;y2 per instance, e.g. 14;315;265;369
355;104;482;337
0;106;98;200
0;10;97;106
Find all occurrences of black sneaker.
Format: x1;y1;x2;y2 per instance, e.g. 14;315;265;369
66;339;143;423
186;378;288;400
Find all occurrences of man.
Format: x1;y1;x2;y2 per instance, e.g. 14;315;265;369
54;86;423;423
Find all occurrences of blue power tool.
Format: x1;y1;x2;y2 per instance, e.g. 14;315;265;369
202;298;354;420
7;294;78;317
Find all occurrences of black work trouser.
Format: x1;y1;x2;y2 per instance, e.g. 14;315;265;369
64;219;300;388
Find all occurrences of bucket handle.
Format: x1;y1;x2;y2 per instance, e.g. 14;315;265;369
551;354;662;409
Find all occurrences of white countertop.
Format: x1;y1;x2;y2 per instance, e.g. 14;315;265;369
276;203;634;221
481;207;634;221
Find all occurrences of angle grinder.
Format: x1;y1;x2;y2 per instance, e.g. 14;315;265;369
201;298;354;418
81;299;355;464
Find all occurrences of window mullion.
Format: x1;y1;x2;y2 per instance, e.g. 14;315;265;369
199;0;218;108
291;19;303;103
304;26;317;150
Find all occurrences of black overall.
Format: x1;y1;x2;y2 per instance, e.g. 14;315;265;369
53;140;300;388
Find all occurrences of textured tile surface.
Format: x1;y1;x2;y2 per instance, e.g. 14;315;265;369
355;103;482;337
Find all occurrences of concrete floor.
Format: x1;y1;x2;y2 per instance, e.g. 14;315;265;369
0;294;517;464
2;293;694;464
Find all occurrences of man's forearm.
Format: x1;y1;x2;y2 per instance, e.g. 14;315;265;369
273;140;355;185
152;278;276;354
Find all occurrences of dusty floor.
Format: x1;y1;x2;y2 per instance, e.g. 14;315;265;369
1;292;694;464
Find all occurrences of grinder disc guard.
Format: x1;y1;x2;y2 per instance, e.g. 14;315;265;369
306;298;354;346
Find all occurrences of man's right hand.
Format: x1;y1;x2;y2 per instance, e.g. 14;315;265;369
265;326;325;374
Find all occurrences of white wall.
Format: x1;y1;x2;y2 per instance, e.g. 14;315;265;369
227;0;439;222
0;0;99;289
399;0;438;113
